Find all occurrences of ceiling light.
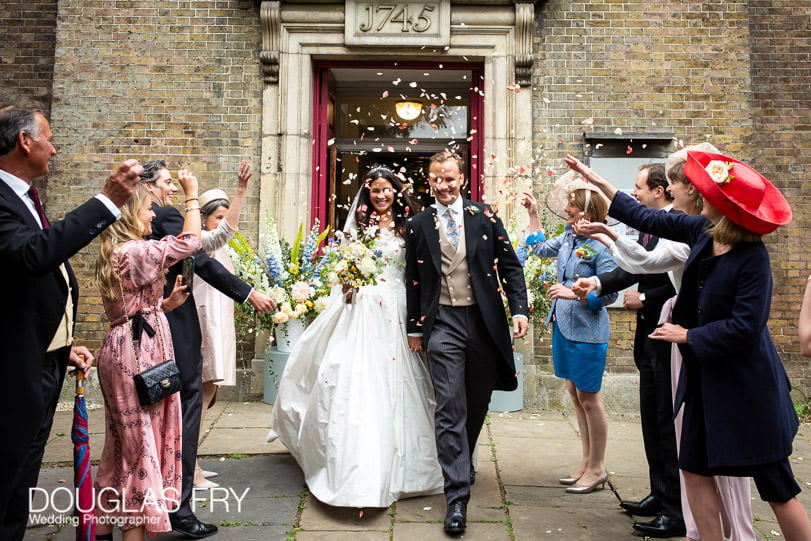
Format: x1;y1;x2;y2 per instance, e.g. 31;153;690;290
395;100;422;121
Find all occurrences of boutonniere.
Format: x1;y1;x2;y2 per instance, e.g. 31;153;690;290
574;243;596;261
465;205;481;215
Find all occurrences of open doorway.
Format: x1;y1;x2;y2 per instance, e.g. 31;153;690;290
312;62;483;232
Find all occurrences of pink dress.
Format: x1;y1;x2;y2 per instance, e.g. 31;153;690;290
94;234;200;536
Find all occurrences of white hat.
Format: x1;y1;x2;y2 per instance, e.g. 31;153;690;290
199;188;229;209
545;170;613;222
664;142;720;183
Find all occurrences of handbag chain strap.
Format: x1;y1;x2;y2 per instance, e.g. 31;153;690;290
114;249;169;373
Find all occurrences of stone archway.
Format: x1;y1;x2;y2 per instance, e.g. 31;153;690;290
258;0;537;240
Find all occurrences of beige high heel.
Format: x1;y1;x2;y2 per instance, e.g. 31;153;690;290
558;476;580;485
565;471;607;494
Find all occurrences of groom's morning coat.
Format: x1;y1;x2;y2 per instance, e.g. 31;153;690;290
405;199;528;391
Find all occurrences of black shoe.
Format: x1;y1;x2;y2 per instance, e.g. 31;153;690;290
443;501;467;534
620;494;661;516
170;514;219;539
470;467;476;486
633;514;686;538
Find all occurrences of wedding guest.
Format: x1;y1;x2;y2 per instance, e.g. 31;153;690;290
143;159;275;538
570;144;756;541
567;150;811;540
570;163;684;538
92;177;201;540
520;172;617;496
800;274;811;358
406;151;529;534
0;99;141;540
192;160;252;488
270;166;444;508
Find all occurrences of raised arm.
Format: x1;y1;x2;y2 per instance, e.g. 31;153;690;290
224;160;250;229
520;191;542;233
564;154;618;201
177;168;201;238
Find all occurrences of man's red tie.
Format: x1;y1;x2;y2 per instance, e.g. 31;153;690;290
28;186;50;229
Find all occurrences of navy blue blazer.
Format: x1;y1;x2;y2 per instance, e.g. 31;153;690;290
610;191;797;468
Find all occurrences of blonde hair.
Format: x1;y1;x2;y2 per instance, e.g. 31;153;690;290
569;188;608;223
707;217;761;245
94;183;151;299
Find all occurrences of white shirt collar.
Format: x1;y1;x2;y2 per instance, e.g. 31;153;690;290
434;196;464;216
663;203;674;212
0;168;32;199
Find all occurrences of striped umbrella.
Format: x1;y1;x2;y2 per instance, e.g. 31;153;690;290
72;369;96;541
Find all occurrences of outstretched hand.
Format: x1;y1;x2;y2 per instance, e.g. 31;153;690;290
100;159;143;207
237;161;252;191
571;277;597;300
177;168;199;198
572;220;616;248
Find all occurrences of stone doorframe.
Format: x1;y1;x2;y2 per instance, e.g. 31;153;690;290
258;0;537;241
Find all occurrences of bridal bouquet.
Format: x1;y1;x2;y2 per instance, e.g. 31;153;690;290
319;228;384;294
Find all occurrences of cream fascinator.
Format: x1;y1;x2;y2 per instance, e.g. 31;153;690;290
545;170;614;223
664;142;720;184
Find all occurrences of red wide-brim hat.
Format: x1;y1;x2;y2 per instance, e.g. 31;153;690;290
684;150;792;235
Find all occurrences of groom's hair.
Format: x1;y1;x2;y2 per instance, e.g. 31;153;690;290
429;150;464;173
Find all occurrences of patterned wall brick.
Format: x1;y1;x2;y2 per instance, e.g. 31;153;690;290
531;0;754;373
45;0;264;358
0;1;58;110
748;0;811;398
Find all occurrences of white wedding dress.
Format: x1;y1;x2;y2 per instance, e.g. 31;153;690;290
269;228;444;507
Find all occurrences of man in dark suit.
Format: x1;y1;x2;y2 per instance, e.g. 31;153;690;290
142;160;275;538
405;151;528;534
573;163;685;538
0;100;141;540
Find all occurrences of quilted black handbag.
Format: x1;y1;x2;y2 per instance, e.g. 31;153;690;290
134;359;181;406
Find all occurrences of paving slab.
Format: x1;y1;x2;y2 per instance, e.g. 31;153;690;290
393;521;509;540
29;404;811;541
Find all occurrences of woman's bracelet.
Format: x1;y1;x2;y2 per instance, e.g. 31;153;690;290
185;197;199;203
185;206;201;212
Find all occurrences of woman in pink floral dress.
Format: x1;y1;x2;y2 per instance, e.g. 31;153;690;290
92;172;201;540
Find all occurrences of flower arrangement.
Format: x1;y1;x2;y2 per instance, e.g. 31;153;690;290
319;228;385;301
227;218;331;337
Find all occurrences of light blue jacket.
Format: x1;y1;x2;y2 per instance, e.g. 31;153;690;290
528;226;618;344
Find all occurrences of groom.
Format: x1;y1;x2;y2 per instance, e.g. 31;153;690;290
406;151;528;534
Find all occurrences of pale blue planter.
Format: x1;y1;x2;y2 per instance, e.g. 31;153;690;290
489;352;524;412
264;347;290;405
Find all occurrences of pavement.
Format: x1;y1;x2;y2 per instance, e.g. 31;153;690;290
25;401;811;540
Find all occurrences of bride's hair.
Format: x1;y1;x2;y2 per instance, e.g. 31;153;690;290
353;166;420;237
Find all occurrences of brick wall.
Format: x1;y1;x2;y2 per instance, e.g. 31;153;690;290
0;1;58;197
531;0;755;373
46;0;264;358
748;1;811;398
0;1;58;110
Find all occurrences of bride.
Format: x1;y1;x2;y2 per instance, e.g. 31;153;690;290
268;166;444;507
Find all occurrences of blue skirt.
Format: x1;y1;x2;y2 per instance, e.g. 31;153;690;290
552;322;607;393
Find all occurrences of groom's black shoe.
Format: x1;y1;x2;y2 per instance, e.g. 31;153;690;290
444;501;467;534
619;494;661;517
170;513;218;539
